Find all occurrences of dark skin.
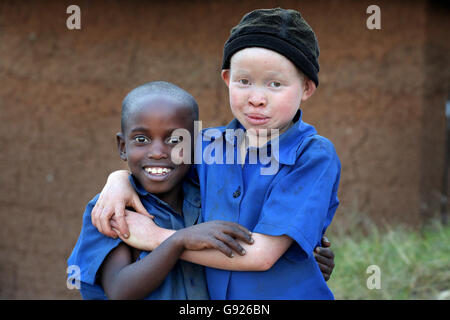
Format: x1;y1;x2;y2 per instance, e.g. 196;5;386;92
101;93;254;299
314;236;335;281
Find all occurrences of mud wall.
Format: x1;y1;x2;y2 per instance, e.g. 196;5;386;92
0;0;448;299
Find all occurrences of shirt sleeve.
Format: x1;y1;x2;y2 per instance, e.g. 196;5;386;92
67;194;122;288
253;136;341;261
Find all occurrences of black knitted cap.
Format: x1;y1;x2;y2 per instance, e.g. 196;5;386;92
222;8;320;87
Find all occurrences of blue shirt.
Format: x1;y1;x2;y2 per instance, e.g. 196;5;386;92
195;110;341;300
67;175;209;300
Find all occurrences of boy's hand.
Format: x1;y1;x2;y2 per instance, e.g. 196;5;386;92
313;235;335;281
174;220;254;258
91;170;153;239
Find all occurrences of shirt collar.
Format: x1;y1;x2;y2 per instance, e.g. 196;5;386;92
128;174;201;209
214;110;317;165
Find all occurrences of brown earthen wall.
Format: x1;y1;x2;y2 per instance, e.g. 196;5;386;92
0;0;448;299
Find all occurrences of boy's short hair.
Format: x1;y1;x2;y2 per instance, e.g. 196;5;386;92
222;8;320;87
121;81;199;132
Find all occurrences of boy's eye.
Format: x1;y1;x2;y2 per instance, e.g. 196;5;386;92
239;79;250;85
269;81;281;88
166;136;183;144
134;136;149;143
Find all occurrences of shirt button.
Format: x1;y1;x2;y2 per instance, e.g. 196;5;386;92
233;186;241;198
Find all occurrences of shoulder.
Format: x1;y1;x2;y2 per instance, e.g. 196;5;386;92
301;134;336;153
295;134;341;169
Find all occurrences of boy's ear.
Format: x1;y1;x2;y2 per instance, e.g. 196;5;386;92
116;132;127;161
301;78;317;101
221;69;231;87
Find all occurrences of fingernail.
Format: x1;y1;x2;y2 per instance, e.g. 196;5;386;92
315;247;320;253
123;233;129;238
250;238;254;244
241;249;246;255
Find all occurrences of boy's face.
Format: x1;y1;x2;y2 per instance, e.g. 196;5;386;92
222;47;315;134
117;94;194;195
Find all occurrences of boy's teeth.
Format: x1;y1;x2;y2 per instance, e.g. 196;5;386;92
145;167;172;175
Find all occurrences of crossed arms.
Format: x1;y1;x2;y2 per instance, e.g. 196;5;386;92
92;170;334;273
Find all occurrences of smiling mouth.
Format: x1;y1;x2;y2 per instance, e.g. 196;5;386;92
143;166;173;177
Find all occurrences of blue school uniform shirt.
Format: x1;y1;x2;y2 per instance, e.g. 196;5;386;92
67;175;209;300
195;110;341;300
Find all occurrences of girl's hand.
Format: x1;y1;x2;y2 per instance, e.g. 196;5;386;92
111;210;160;251
91;170;153;239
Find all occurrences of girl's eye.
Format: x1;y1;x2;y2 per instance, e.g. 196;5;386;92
239;79;250;85
269;81;281;88
134;136;149;143
166;136;183;144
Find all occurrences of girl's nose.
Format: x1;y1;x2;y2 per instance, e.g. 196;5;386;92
248;89;267;107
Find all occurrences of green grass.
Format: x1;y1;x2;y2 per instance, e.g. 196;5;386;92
326;218;450;299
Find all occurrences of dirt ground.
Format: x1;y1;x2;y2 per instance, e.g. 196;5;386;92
0;0;448;299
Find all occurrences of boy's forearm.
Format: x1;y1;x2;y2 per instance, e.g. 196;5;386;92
106;234;184;300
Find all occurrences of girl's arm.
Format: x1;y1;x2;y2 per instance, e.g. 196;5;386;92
180;233;292;271
91;170;151;239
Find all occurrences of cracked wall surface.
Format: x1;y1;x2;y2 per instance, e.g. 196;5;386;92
0;0;448;299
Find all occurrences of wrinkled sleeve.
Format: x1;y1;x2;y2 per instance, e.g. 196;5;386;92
253;137;341;260
67;194;122;293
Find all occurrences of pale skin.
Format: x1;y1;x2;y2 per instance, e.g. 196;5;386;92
93;48;319;272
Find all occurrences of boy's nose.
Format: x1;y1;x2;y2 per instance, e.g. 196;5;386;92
148;141;169;159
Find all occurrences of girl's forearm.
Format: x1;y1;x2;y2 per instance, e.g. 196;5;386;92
107;169;130;181
180;233;287;271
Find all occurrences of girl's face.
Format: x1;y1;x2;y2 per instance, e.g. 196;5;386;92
222;47;315;135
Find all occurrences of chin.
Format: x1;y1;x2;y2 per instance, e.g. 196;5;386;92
143;183;173;195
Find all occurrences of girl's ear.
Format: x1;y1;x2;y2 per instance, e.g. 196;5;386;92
221;69;231;87
116;132;127;161
301;78;317;102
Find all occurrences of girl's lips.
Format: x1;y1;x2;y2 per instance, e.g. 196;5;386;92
245;113;270;125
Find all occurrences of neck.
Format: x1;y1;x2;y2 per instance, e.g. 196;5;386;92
156;184;184;215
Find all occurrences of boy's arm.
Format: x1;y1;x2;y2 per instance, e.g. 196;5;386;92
100;235;185;300
314;236;335;281
101;220;257;299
